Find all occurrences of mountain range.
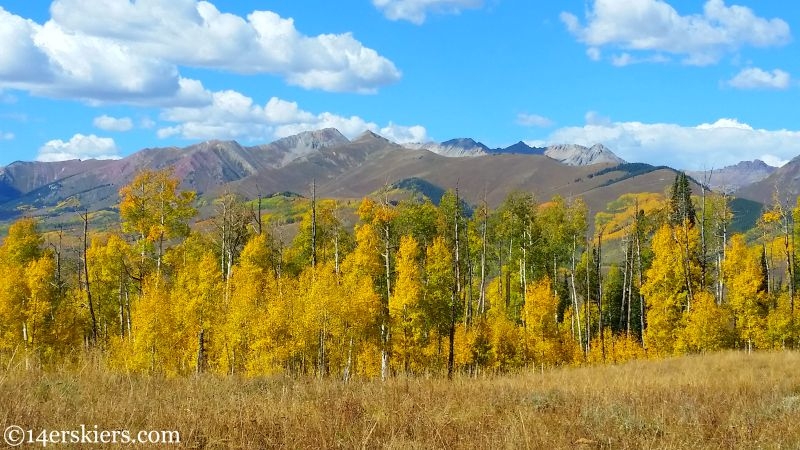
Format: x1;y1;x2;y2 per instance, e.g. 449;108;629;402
0;128;794;229
405;139;625;166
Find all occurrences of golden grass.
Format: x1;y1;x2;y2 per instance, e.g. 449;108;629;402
2;351;800;449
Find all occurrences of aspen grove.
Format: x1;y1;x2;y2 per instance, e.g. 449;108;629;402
1;168;798;378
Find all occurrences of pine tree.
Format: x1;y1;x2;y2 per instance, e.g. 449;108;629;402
669;172;696;227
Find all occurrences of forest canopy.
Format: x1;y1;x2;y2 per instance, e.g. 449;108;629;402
0;168;798;378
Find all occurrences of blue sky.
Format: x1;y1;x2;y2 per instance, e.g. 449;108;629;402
0;0;798;169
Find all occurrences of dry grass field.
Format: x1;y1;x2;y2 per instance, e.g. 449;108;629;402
2;351;800;449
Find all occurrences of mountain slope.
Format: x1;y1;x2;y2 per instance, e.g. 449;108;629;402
247;128;350;168
267;139;693;215
0;129;350;215
736;157;800;204
686;160;776;192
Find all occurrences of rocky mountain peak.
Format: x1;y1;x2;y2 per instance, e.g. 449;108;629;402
272;128;349;150
404;137;490;157
354;130;390;143
544;143;626;166
440;138;490;152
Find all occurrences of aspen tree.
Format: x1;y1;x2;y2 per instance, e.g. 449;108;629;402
225;233;273;374
129;273;175;374
119;168;196;274
340;222;383;379
87;234;135;341
522;277;562;366
676;291;731;353
357;196;398;380
424;236;455;373
392;235;423;374
173;251;223;374
723;234;768;351
0;218;54;364
641;224;701;355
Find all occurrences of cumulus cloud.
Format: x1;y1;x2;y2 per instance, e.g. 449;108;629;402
379;123;429;143
516;113;555;128
157;90;427;144
0;7;210;106
373;0;483;24
93;115;133;131
50;0;400;92
0;1;400;105
540;115;800;169
37;133;121;161
727;67;791;90
561;0;791;65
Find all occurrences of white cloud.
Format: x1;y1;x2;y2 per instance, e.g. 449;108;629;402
562;0;791;66
727;67;791;90
0;2;400;105
759;154;789;168
543;115;800;170
37;133;120;161
0;131;14;140
610;52;670;67
379;123;428;143
516;113;555;128
696;118;753;130
373;0;483;24
158;90;427;143
49;1;400;93
93;115;133;131
0;7;207;106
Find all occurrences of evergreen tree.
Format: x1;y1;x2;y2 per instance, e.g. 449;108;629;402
669;172;696;227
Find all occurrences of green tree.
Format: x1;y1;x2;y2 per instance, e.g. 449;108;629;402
669;172;696;227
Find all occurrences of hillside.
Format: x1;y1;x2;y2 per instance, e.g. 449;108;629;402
687;160;776;193
232;132;692;217
736;156;800;205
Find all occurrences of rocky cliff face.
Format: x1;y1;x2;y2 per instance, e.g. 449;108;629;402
249;128;350;168
544;143;626;166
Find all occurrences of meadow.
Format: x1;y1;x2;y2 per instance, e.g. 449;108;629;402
2;351;800;449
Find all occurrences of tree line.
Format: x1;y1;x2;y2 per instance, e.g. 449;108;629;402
0;168;798;378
